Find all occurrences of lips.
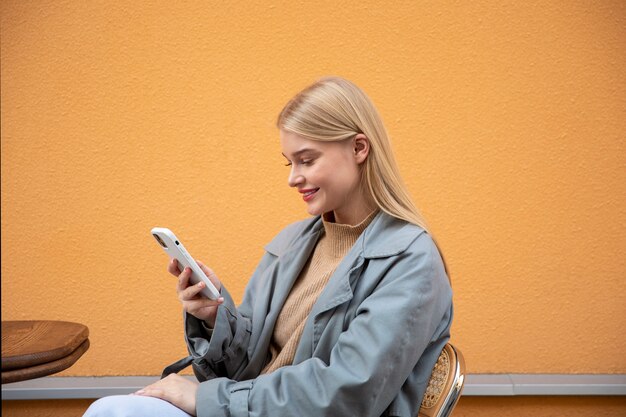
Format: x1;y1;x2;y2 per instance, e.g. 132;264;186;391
300;188;319;202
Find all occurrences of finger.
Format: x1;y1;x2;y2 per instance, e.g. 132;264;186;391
135;375;198;416
176;267;192;294
196;261;222;291
168;259;181;276
179;280;211;301
134;374;173;396
134;380;159;396
196;260;214;277
134;387;165;399
184;297;223;312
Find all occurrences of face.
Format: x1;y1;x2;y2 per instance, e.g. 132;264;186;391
280;130;371;225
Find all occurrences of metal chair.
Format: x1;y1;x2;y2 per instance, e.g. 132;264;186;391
417;343;466;417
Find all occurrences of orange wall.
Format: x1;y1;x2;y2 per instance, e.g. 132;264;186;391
2;1;625;378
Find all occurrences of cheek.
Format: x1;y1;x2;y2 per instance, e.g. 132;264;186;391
334;163;361;186
306;164;330;186
308;155;359;189
322;171;359;197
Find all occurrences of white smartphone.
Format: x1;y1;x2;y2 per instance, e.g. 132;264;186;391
151;227;221;300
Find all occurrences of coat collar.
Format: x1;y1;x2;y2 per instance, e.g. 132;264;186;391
262;211;428;361
265;211;426;260
359;211;426;258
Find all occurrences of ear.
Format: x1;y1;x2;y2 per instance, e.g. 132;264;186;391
353;134;370;164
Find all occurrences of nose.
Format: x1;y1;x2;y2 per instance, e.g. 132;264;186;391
287;166;304;188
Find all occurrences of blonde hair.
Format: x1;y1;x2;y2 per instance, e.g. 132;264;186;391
277;76;429;231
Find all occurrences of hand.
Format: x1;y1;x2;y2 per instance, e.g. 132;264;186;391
170;259;224;326
135;373;199;416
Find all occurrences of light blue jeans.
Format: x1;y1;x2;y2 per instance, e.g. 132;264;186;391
83;395;193;417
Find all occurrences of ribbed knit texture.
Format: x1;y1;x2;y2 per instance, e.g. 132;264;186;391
261;211;377;374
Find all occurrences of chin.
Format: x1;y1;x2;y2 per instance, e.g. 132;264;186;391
305;205;325;217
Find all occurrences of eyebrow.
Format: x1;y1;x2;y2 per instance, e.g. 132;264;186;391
281;148;321;159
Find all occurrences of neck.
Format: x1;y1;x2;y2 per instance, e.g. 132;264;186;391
325;205;377;226
324;205;376;226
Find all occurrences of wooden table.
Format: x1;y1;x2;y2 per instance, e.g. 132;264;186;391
1;320;90;384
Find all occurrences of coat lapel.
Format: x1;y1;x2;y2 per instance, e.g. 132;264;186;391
249;219;323;360
270;212;425;362
295;212;423;358
307;212;391;320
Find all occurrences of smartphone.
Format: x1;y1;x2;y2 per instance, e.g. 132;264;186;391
151;227;221;300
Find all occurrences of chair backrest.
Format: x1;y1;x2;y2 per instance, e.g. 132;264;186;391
417;343;466;417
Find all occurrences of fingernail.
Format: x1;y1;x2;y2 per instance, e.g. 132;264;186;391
135;390;145;395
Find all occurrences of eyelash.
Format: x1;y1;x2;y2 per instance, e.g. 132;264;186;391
284;159;313;167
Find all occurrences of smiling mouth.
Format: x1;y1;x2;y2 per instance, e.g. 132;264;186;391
301;188;319;201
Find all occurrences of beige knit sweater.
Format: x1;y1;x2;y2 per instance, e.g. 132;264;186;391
261;211;377;374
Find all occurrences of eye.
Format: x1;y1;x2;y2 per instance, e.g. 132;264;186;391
284;162;292;167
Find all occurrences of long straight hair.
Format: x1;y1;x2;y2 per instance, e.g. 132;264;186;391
277;76;429;231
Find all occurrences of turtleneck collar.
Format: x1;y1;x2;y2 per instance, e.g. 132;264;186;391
320;210;378;257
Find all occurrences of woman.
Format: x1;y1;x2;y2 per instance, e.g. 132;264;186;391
84;76;453;417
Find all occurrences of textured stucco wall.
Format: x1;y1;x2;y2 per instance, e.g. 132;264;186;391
2;0;625;380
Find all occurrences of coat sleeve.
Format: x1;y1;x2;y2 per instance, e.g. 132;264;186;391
183;250;276;380
194;232;453;417
183;219;308;380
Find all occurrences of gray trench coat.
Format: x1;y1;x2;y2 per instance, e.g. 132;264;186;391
184;212;453;417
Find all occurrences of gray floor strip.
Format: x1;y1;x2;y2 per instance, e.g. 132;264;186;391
2;374;626;400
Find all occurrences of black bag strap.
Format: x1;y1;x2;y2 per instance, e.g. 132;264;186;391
161;355;194;379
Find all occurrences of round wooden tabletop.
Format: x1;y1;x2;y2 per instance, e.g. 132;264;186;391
1;320;90;384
